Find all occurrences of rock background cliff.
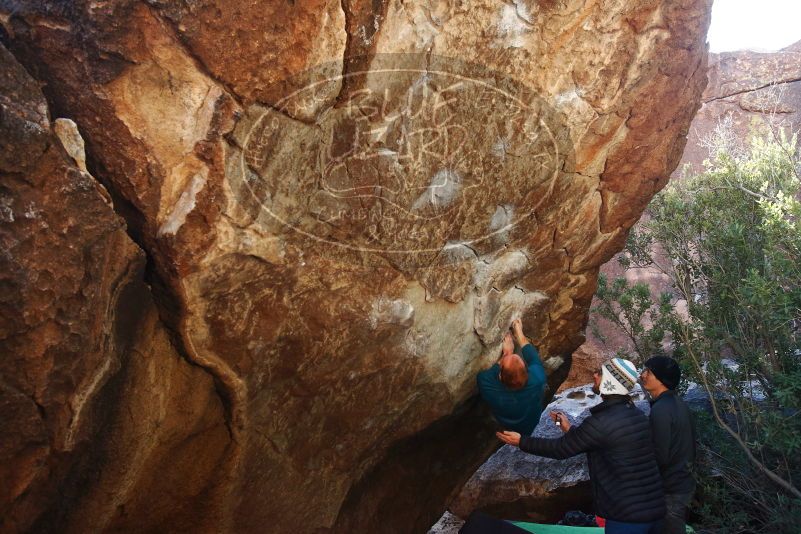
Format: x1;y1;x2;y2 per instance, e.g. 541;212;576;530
576;40;801;382
0;1;710;532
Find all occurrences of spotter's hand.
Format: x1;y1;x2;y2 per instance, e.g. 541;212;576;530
496;431;521;447
549;411;571;432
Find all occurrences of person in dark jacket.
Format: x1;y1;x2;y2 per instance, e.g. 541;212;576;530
497;358;665;534
640;356;696;534
477;318;546;436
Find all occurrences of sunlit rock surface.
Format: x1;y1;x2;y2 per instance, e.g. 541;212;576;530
0;1;710;531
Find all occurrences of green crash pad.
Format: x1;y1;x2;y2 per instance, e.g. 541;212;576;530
509;522;603;534
510;522;696;534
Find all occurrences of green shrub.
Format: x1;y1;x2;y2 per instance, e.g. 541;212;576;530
592;131;801;533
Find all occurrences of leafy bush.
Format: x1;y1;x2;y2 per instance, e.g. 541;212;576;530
592;131;801;533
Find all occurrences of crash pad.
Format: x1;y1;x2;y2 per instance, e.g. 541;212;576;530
509;522;604;534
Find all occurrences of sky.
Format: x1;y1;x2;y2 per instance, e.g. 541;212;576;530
708;0;801;52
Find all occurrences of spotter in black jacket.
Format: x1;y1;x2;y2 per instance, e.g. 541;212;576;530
519;394;666;523
649;390;696;495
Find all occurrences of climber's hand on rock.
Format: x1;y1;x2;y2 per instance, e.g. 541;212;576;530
549;411;571;432
511;318;523;335
511;319;527;346
496;431;521;447
501;332;514;357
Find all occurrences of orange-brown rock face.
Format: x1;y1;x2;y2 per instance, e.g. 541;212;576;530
682;42;801;175
0;43;230;533
0;1;711;532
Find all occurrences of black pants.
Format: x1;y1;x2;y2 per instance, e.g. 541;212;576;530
663;492;693;534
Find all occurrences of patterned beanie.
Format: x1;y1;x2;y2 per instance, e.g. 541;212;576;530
600;358;639;395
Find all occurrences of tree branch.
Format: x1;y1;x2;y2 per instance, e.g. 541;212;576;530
678;321;801;499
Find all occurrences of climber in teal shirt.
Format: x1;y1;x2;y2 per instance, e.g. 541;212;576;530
477;318;547;436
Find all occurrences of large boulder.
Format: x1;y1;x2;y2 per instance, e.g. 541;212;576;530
0;43;230;533
0;1;711;532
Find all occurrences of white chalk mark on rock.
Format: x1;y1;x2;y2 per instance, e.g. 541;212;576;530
53;118;88;172
158;169;208;237
411;169;462;211
370;297;415;329
496;2;534;49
